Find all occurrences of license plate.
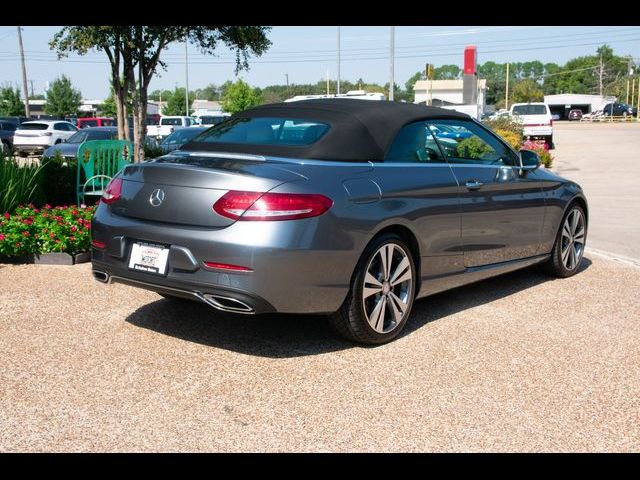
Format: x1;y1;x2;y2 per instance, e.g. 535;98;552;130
128;242;169;275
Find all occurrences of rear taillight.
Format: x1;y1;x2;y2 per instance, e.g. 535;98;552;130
549;119;553;126
101;177;122;204
91;239;106;249
213;191;333;221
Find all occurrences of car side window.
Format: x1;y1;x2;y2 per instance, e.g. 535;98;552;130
427;119;518;166
384;121;445;163
54;123;65;131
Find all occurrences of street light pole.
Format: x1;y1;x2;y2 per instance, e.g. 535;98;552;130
389;26;395;101
185;39;189;116
337;26;341;96
17;26;30;117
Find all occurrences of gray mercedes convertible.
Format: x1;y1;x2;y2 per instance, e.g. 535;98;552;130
91;99;588;344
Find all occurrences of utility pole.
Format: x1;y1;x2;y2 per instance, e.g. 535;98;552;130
627;57;633;104
29;79;34;98
598;54;604;97
17;26;30;117
389;26;395;101
337;26;341;96
505;63;510;110
185;39;189;116
326;69;330;96
285;73;289;97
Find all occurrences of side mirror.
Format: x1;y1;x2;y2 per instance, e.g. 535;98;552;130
519;149;541;171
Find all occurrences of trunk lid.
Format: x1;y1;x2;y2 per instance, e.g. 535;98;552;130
112;151;307;228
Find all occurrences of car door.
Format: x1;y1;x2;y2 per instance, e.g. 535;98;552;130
427;118;546;268
373;120;463;289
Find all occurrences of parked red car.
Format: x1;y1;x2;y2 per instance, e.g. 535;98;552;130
77;117;116;129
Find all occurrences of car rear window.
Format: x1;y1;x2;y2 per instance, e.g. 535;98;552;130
161;118;184;126
19;123;49;130
192;117;330;146
512;105;548;115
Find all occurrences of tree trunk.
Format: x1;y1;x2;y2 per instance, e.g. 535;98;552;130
135;88;147;163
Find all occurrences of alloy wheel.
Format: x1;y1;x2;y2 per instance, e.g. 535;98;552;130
362;243;413;334
561;208;585;271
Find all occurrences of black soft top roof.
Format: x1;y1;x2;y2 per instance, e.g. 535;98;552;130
183;99;470;162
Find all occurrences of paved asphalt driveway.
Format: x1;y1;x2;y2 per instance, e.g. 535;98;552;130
1;256;638;452
552;122;640;264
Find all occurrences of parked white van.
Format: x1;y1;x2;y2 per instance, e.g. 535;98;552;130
510;102;554;148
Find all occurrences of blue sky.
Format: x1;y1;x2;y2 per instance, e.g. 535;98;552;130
1;26;639;99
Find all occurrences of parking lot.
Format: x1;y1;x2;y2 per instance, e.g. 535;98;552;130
1;122;639;452
552;121;640;263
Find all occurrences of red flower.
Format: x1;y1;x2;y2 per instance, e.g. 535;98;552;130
34;208;39;213
24;218;33;225
69;236;76;242
71;226;77;232
16;242;21;247
44;204;52;209
23;231;30;237
50;233;56;239
3;213;9;219
0;234;4;241
55;216;62;221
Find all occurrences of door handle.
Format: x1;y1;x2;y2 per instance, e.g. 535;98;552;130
465;179;484;190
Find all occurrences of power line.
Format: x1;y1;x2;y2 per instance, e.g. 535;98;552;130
5;27;638;60
6;36;637;66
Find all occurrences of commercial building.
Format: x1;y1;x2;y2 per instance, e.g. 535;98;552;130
543;94;616;119
413;46;486;119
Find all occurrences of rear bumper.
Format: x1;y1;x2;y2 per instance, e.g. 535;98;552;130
14;144;49;153
91;203;360;314
523;127;553;138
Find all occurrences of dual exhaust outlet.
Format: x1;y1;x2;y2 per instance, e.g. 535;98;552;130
92;270;254;314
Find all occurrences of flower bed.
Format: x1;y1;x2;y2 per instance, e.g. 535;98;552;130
0;203;95;262
521;139;554;168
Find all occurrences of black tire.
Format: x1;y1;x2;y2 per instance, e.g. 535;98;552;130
546;135;554;150
17;150;27;158
328;233;417;345
1;140;10;156
541;203;587;278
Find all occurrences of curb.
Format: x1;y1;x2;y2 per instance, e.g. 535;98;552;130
585;247;640;269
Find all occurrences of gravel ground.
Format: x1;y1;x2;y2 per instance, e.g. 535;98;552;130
0;255;638;452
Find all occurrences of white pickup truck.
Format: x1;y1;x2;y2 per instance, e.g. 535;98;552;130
509;102;554;148
147;116;195;140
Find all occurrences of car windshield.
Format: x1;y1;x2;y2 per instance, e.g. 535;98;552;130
191;117;330;146
512;105;548;115
199;116;227;125
161;118;184;126
66;129;114;143
161;128;206;145
20;123;49;130
80;120;99;128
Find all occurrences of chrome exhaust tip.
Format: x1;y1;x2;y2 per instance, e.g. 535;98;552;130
92;270;110;283
199;293;254;314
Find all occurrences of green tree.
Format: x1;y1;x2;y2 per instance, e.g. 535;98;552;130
222;79;263;114
51;26;271;162
511;79;544;103
44;75;82;117
435;64;461;80
163;88;190;115
0;87;25;116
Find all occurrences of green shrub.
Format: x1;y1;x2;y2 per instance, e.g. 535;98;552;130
41;152;78;207
0;153;45;214
455;136;493;159
0;204;95;257
482;116;524;138
144;142;165;160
